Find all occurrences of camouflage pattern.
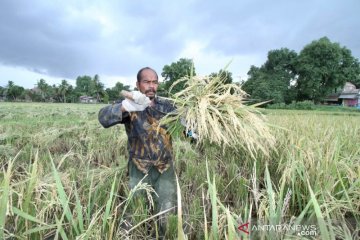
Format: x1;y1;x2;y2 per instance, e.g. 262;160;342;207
99;96;177;236
128;159;176;230
98;96;176;174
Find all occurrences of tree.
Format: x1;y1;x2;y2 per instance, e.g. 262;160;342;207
91;74;105;102
242;48;298;103
6;81;25;101
105;81;131;102
36;79;51;101
242;66;261;94
264;48;298;103
156;82;168;97
114;81;131;92
161;58;196;94
51;85;60;102
295;37;360;102
21;89;33;102
0;86;4;99
7;80;14;88
209;70;233;85
242;67;275;102
75;75;92;96
27;89;42;102
58;80;71;103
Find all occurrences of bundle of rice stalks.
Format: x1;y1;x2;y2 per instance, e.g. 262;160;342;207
160;72;276;159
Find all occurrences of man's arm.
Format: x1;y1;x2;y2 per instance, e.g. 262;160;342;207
98;103;129;128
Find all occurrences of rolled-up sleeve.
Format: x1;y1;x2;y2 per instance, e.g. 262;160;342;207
98;103;129;128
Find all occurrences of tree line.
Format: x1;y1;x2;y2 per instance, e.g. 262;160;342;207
242;37;360;104
1;37;359;104
0;75;132;103
0;58;230;103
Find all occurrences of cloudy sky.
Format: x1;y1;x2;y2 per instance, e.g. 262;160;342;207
0;0;359;89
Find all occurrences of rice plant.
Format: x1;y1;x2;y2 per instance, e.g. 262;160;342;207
159;72;276;159
0;102;359;239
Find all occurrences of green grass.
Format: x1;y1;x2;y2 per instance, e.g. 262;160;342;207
0;102;359;239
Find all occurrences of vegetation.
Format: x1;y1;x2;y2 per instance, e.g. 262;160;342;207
267;101;360;113
242;37;360;104
242;48;298;104
161;58;196;96
1;81;25;101
296;37;360;102
160;73;275;159
0;76;131;103
105;82;131;103
1;37;359;107
209;70;233;85
0;102;359;239
267;101;316;110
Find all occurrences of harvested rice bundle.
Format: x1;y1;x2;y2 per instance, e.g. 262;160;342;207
160;73;276;158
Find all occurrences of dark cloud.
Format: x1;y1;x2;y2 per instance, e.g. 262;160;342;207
0;0;105;78
0;0;359;88
199;0;360;57
0;0;193;80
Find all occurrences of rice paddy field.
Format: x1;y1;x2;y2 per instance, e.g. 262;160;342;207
0;102;359;239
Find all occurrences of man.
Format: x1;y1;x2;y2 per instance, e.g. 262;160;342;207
98;67;177;234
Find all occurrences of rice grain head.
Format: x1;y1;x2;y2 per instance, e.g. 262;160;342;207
160;72;276;159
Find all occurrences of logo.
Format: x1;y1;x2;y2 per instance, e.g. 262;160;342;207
237;220;319;238
238;222;250;234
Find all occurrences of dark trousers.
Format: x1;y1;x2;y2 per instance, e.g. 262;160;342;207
128;160;177;234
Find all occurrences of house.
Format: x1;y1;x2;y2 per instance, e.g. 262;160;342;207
338;82;360;107
324;82;360;107
79;96;98;103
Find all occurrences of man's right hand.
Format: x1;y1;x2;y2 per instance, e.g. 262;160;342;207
120;91;151;112
121;98;149;112
131;91;151;105
121;91;151;105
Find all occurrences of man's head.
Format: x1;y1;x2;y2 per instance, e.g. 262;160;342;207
136;67;159;100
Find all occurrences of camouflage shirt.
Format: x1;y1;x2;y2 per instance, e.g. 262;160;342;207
98;97;176;174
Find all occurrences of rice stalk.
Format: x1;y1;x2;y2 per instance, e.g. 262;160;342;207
50;154;79;235
18;150;39;236
225;207;236;240
0;163;11;240
54;209;69;240
307;179;331;239
119;175;157;230
22;224;57;236
202;187;209;240
160;71;276;159
176;173;187;240
12;206;46;226
0;152;20;239
102;173;117;231
74;184;85;233
206;159;219;240
86;172;95;227
77;207;104;240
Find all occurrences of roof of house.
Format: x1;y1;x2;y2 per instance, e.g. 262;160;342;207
323;93;339;101
341;89;360;94
339;94;359;99
325;82;359;101
343;82;357;92
79;95;95;99
338;89;359;99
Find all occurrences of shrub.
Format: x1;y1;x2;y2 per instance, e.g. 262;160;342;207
268;100;315;110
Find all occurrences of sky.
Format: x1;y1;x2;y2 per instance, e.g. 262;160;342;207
0;0;359;89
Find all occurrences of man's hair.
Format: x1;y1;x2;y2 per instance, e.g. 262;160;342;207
137;67;158;82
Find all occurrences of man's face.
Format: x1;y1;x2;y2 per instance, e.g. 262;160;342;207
136;69;158;100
